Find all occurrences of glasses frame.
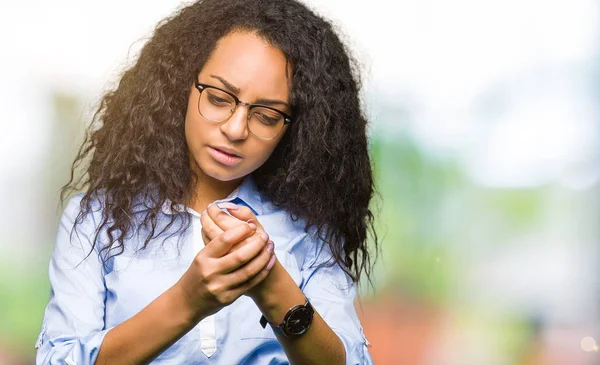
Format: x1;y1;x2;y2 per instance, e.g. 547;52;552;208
194;81;293;140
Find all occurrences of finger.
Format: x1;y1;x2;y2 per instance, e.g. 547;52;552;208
207;202;246;231
200;209;224;246
225;205;265;231
228;262;272;299
214;205;269;250
224;243;275;287
201;203;255;242
204;222;256;258
219;230;272;273
224;204;256;222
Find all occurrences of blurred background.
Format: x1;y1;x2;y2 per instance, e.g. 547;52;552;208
0;0;598;364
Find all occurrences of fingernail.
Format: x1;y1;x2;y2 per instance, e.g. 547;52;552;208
266;254;276;270
248;222;257;230
267;241;274;253
259;231;268;242
217;202;239;210
246;219;254;224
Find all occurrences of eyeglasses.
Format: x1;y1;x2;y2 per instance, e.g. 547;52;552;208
194;82;293;140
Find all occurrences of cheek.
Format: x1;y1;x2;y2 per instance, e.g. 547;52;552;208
184;108;207;148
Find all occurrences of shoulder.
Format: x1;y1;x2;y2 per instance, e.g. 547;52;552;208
60;192;103;231
58;190;142;248
61;188;162;227
52;193;108;269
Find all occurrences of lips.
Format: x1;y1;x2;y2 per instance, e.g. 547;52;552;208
211;146;242;158
207;146;243;166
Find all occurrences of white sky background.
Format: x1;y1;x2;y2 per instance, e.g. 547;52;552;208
0;0;598;190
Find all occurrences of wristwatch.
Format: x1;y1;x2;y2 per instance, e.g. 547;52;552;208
260;297;315;337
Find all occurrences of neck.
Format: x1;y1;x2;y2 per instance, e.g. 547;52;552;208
185;167;244;213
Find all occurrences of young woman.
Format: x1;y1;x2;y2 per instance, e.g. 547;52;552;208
36;0;378;364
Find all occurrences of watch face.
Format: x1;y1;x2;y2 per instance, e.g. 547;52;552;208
284;306;314;335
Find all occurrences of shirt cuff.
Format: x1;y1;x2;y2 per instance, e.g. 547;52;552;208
36;327;114;365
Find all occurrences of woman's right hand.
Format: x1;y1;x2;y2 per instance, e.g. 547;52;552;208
175;219;274;322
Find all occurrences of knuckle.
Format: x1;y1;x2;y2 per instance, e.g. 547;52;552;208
243;240;261;257
228;242;242;253
249;239;265;255
239;265;254;280
221;231;235;244
206;282;221;295
232;226;249;240
214;294;227;305
204;227;217;240
233;251;246;266
238;223;252;235
252;234;268;248
245;225;257;237
200;272;215;286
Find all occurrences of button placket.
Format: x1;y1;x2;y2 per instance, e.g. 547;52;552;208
192;214;217;357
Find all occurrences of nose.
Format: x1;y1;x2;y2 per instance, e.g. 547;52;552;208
219;104;250;141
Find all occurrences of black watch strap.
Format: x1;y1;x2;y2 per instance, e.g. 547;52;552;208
259;313;270;329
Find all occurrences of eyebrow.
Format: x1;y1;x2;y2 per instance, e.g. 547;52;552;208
209;74;291;109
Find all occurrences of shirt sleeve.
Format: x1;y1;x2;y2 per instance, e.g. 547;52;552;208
36;195;113;365
300;234;374;365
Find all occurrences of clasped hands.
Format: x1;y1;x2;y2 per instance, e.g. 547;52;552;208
177;201;277;319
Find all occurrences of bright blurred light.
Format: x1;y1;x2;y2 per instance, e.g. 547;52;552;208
581;336;598;352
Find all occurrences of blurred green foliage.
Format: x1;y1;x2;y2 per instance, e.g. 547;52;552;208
0;252;51;359
370;134;465;301
368;133;548;304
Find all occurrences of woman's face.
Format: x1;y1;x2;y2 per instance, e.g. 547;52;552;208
184;30;292;184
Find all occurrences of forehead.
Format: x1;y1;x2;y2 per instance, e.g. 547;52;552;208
199;31;291;101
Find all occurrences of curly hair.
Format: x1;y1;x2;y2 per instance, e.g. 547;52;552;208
62;0;378;284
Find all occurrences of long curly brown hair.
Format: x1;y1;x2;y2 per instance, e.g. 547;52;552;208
62;0;378;284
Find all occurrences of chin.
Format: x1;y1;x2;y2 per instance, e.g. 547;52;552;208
209;172;246;182
200;161;248;182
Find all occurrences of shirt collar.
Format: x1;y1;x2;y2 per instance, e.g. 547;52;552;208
160;175;263;217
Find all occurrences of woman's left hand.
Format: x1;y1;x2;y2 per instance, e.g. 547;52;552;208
200;202;279;298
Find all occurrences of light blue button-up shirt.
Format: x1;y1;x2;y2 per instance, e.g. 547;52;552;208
36;176;373;365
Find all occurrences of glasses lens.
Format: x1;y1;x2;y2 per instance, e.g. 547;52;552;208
248;106;285;139
198;88;235;122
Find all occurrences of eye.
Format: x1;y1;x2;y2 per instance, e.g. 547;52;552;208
208;95;229;106
207;91;232;107
253;110;281;126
